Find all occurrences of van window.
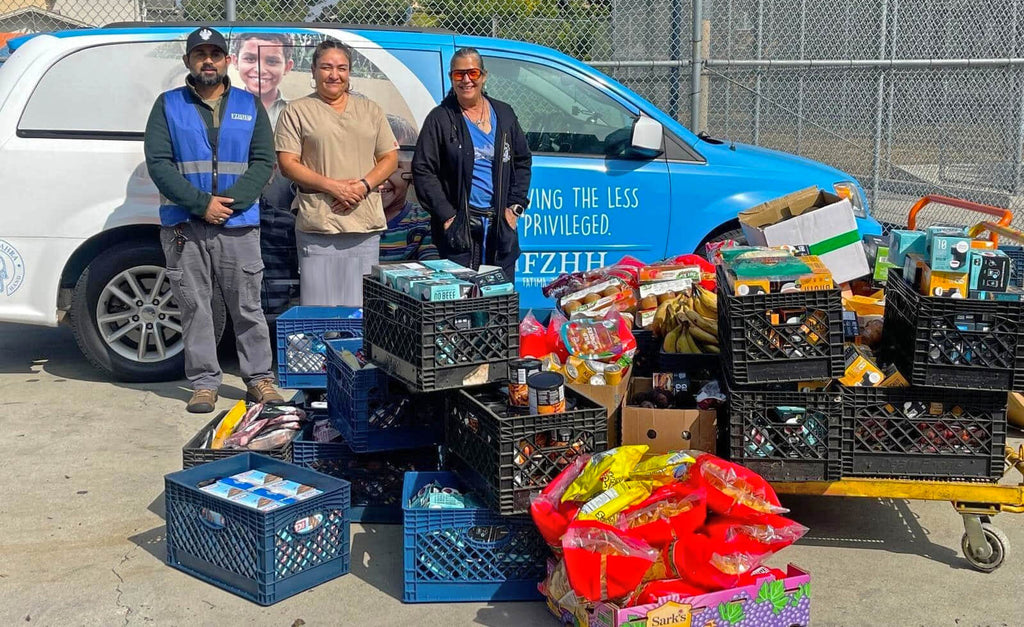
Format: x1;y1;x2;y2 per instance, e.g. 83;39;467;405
20;41;187;135
482;56;637;157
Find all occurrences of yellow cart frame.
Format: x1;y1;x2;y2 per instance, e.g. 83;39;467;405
771;446;1024;571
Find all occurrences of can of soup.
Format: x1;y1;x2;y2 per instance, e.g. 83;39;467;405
528;371;566;414
508;358;542;407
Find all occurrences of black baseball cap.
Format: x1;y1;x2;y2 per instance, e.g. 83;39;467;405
185;27;228;56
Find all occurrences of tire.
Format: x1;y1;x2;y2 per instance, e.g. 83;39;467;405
961;522;1010;573
69;240;227;382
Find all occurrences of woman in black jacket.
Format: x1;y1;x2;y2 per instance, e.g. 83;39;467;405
412;48;532;280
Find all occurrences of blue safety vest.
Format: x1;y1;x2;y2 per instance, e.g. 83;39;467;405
159;86;260;228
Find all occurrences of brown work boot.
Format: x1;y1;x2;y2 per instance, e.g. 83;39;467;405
186;388;218;414
247;378;285;405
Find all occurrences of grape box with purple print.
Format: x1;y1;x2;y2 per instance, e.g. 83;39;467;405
548;564;810;627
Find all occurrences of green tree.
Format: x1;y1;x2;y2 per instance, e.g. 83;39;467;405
182;0;307;22
313;0;413;25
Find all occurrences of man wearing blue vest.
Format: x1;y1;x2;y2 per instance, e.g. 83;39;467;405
144;27;284;413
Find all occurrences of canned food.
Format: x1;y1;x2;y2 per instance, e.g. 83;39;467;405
604;364;623;385
508;357;542;407
528;371;566;415
541;353;563;373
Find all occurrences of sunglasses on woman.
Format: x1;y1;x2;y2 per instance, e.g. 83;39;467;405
450;68;483;81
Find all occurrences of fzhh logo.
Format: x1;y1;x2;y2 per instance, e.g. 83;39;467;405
0;239;26;296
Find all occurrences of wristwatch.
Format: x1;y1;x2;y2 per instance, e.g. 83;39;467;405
509;203;526;217
359;178;372;195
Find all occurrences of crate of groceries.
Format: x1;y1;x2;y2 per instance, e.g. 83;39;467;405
324;338;444;453
165;453;350;605
842;386;1008;481
716;250;844;385
181;402;309;468
883;267;1024;391
275;306;362;389
362;261;518;392
445;373;607;515
727;385;845;482
292;418;441;524
402;471;547;603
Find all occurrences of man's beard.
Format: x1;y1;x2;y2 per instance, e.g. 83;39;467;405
192;66;224;87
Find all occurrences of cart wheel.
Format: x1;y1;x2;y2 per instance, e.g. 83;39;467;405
961;523;1010;572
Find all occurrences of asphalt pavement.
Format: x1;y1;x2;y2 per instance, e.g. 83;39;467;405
0;322;1019;626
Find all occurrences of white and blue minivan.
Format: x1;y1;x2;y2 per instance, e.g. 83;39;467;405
0;23;881;381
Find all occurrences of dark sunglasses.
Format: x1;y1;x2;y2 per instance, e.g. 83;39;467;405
450;68;483;81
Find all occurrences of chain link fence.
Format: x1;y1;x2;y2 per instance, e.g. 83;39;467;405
4;0;1023;232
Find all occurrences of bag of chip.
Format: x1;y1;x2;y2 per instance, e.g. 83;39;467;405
631;451;697;484
665;532;767;591
562;520;659;602
618;484;707;548
703;514;808;555
735;564;789;587
561;445;648;504
531;455;591;549
628;578;709;607
689;454;787;520
576;480;652;522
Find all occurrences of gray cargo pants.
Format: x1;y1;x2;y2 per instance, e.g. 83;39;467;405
160;221;274;390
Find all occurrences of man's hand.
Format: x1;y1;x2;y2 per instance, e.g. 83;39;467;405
444;217;455;231
204;196;234;225
504;207;519;230
328;179;365;214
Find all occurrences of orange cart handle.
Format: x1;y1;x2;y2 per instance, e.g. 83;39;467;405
969;221;1024;245
908;195;1013;232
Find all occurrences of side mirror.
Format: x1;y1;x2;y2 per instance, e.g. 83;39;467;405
629;116;663;157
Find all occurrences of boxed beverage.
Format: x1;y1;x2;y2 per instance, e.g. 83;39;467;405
798;255;835;291
925;225;967;240
422;259;467;273
902;253;927;288
872;245;899;282
887;229;927;267
738;187;870;283
413;279;475;302
971;287;1024;301
929;235;972;272
969;250;1012;292
839;344;885;387
921;265;969;298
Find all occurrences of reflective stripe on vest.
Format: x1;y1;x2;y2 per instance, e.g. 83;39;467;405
158;86;260;228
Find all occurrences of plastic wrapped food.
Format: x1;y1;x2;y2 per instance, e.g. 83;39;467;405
689;454;787;520
561;445;648;504
629;578;708;607
631;451;697;484
547;310;571;362
531;455;591;549
576;480;652;522
519;310;548;358
703;514;808;555
665;533;767;591
617;484;707;549
562;520;659;602
561;310;637;361
735;565;789;587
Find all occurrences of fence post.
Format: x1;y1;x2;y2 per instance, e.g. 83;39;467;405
225;0;236;21
699;19;711;133
753;0;763;145
796;0;806;154
690;0;703;131
871;0;889;208
669;0;682;120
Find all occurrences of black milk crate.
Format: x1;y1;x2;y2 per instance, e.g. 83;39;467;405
727;385;844;481
182;411;294;469
1002;246;1024;287
325;338;444;453
841;386;1007;481
292;425;442;524
445;384;607;515
632;329;659;377
716;266;844;385
883;270;1024;391
362;276;518;392
657;350;722;376
165;453;350;606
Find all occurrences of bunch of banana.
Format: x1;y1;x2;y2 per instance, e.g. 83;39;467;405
659;286;721;354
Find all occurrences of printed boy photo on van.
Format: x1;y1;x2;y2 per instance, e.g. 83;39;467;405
231;32;295;128
379;114;438;262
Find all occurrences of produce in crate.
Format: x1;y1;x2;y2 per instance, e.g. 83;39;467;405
651;285;721;355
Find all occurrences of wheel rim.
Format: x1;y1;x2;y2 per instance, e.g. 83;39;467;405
95;265;183;363
962;530;1004;571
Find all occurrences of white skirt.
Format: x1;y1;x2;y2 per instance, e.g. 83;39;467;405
295;230;380;307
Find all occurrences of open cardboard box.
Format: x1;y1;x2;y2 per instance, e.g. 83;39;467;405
738;186;869;284
620;377;717;455
568;366;632;447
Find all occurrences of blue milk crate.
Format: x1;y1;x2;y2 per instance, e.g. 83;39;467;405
165;453;351;606
401;471;548;603
325;339;444;453
276;306;362;389
292;425;441;523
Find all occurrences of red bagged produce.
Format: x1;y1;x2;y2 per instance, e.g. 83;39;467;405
689;454;787;520
665;532;767;591
617;484;707;549
546;309;570;362
561;520;659;602
703;514;808;555
519;310;548;358
735;564;789;587
629;578;708;607
531;454;591;549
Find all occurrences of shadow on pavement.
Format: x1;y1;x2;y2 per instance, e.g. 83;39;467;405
474;602;552;626
130;526;168;564
349;524;405;601
785;494;968;570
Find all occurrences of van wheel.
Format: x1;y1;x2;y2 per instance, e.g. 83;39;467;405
69;241;227;382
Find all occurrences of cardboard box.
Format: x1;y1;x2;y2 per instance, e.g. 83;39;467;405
921;265;969;298
888;229;927;267
567;366;632;447
929;235;972;272
738;187;870;283
969;250;1011;292
620;378;717;454
902;253;927;288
